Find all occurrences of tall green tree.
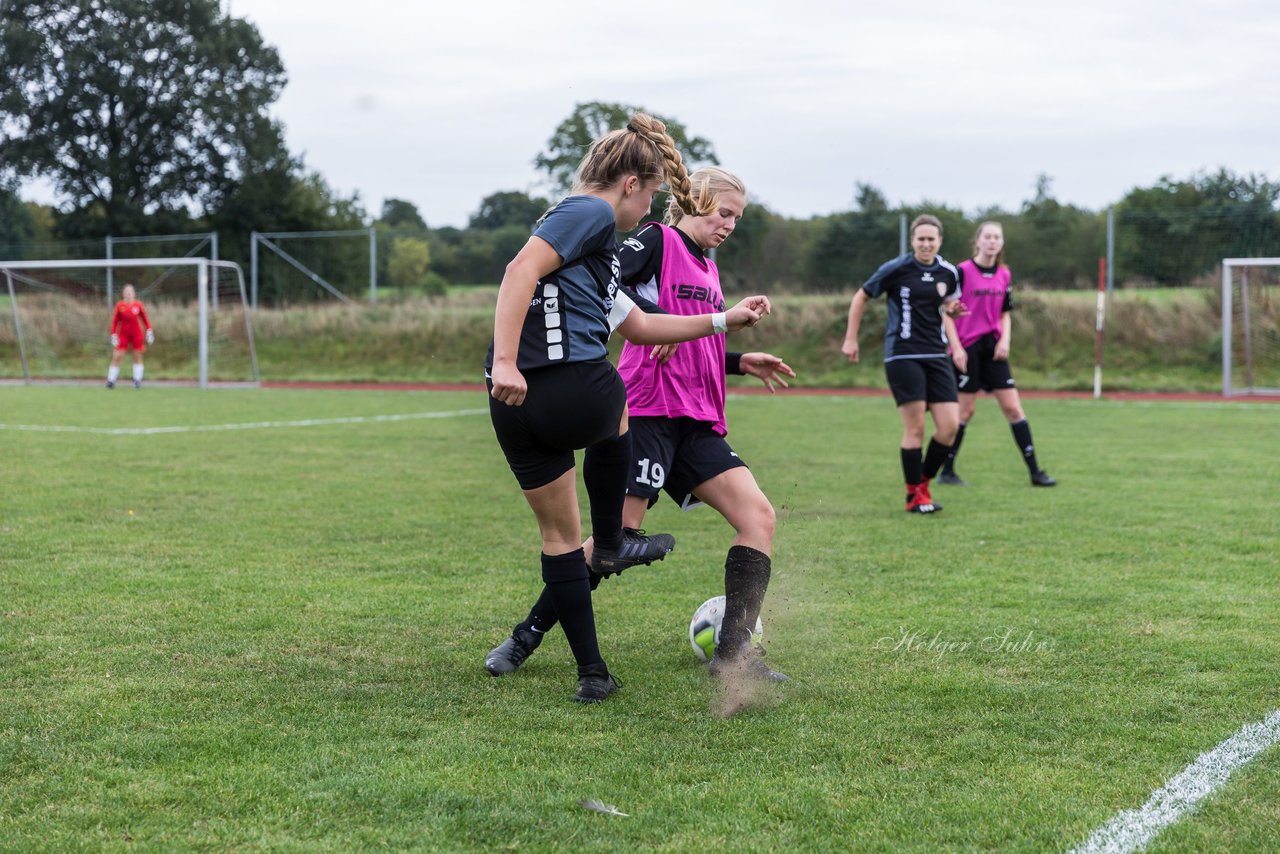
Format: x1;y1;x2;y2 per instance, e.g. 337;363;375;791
469;190;549;231
805;184;904;292
0;185;37;253
380;199;428;231
1002;175;1103;288
0;0;289;234
533;102;718;195
1115;170;1280;285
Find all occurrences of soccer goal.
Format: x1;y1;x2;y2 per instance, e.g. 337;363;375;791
1222;258;1280;396
1;258;259;389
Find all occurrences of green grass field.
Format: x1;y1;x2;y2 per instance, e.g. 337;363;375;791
2;385;1278;852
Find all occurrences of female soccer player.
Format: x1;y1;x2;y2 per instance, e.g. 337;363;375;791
106;284;154;389
487;116;772;703
486;167;796;685
938;222;1056;487
841;214;964;514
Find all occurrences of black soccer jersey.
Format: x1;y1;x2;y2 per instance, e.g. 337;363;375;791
618;221;700;298
861;253;961;361
485;195;623;372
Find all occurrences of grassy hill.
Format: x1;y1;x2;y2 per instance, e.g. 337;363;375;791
2;286;1271;393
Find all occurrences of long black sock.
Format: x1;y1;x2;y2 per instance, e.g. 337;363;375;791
942;422;967;474
718;545;772;658
900;447;923;486
518;587;559;635
583;431;631;552
541;549;605;675
519;557;602;636
922;437;953;480
1010;419;1039;472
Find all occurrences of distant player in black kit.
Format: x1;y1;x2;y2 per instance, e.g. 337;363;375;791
938;221;1056;487
841;214;965;513
487;113;772;703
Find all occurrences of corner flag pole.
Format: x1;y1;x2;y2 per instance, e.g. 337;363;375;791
1093;257;1106;399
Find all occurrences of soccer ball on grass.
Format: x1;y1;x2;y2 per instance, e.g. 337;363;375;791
688;595;763;662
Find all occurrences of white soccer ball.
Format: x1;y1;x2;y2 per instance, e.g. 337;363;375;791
688;595;763;662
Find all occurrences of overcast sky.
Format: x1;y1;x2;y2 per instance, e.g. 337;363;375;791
36;1;1280;226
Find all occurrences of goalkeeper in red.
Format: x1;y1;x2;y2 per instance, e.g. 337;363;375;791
106;284;154;389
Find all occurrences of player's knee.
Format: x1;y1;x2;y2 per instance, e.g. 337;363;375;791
733;497;776;544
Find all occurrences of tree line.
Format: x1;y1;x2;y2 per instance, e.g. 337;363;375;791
3;3;1278;300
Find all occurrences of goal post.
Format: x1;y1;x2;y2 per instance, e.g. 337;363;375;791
0;257;258;389
1222;258;1280;397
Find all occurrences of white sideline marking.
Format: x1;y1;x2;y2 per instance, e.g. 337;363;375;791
1068;709;1280;854
0;408;487;435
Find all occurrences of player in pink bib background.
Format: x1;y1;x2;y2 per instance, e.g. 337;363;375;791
940;221;1056;487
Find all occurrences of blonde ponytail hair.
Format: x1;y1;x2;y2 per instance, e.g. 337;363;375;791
570;112;715;219
666;166;746;225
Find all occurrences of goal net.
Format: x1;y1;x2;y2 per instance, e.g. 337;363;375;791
0;258;258;388
1222;258;1280;396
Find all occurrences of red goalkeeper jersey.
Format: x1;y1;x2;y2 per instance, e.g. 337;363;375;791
110;300;152;337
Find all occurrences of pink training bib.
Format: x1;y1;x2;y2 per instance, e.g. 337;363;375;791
617;224;728;434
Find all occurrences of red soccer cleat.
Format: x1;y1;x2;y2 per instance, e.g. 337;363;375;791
905;480;943;514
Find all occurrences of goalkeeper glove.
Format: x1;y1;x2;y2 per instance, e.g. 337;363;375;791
111;334;119;348
145;329;154;344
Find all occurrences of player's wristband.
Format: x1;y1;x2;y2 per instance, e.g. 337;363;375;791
725;352;744;375
710;312;728;334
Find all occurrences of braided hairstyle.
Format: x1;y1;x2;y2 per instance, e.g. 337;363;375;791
571;112;716;219
666;166;746;225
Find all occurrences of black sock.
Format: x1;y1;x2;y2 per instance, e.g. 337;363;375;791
520;557;601;636
583;431;631;552
942;422;967;474
922;437;953;480
900;447;923;486
718;545;772;658
1010;419;1039;472
541;549;604;672
518;587;559;635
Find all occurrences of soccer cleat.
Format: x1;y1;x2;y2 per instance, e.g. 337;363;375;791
574;672;621;703
484;627;543;676
590;528;675;577
1030;469;1057;487
133;380;141;389
710;646;790;682
106;381;114;389
905;481;942;514
937;470;968;486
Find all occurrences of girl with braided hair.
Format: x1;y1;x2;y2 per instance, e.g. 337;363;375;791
486;114;773;703
487;167;795;687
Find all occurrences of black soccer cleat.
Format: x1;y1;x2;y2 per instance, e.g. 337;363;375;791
937;471;968;486
709;647;790;682
134;380;141;389
574;672;621;703
1030;469;1057;487
590;528;675;577
106;381;115;389
485;627;543;676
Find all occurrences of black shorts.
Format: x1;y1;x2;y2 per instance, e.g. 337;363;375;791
626;416;748;510
488;359;626;490
954;333;1016;394
884;357;958;406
